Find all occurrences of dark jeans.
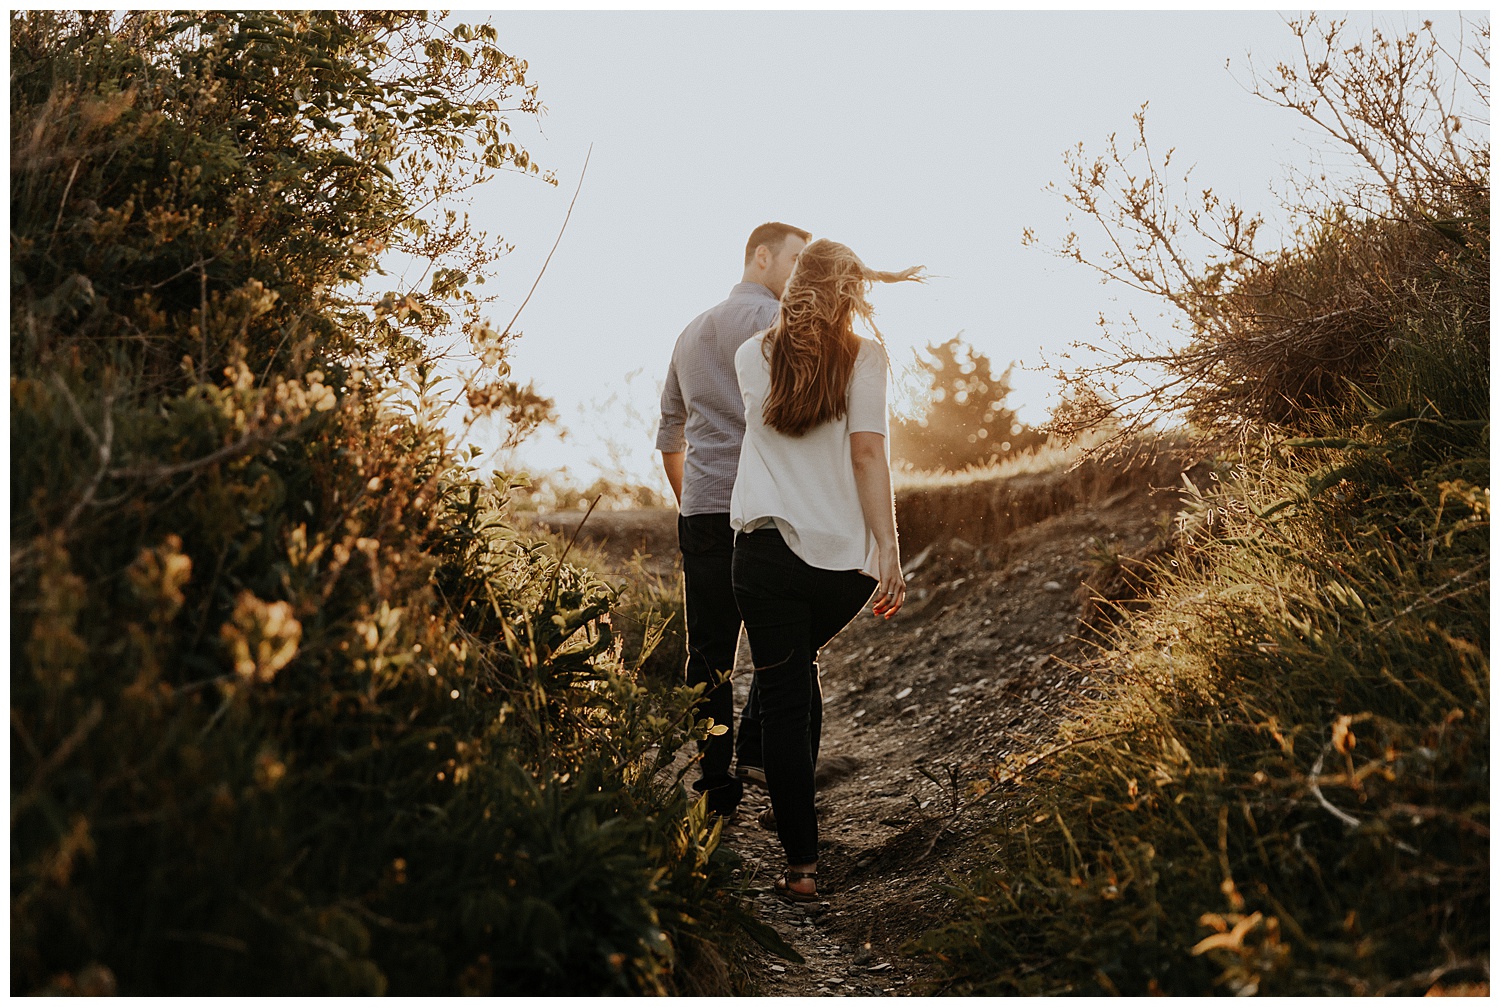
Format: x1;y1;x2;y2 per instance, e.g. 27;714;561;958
732;526;876;865
679;513;763;814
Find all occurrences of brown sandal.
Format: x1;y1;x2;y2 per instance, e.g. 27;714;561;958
774;869;820;904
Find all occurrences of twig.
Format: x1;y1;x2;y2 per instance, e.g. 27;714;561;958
1309;743;1419;854
49;159;81;250
914;728;1135;862
1370;564;1488;629
10;710;42;763
337;898;436;935
199;693;234;740
110;428;271;481
1384;803;1490;839
545;494;600;601
496;143;591;340
174;673;235;697
237;892;350;960
29;375;118;546
198;255;209;381
121;253;219;293
11;701;105;825
160;929;250;954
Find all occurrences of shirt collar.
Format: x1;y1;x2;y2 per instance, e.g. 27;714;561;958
729;281;780;304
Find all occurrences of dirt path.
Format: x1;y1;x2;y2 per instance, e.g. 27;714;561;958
533;476;1182;995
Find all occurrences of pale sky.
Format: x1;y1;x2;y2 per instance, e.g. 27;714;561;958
427;11;1476;490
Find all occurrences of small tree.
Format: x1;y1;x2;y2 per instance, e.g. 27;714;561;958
891;336;1044;471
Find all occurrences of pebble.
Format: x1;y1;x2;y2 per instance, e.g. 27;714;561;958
894;686;913;700
1043;580;1063;592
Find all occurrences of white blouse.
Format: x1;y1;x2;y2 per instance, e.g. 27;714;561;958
729;333;888;577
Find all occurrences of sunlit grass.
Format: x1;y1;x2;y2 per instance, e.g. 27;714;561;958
892;430;1110;492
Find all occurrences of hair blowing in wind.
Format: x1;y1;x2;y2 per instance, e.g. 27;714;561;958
761;239;924;437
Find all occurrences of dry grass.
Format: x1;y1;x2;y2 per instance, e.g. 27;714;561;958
893;431;1200;555
913;18;1488;994
892;431;1106;492
917;403;1488;994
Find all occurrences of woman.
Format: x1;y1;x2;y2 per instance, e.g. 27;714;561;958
729;238;922;902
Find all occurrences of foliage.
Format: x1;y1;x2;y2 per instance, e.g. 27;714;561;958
526;529;688;687
10;11;754;995
1032;15;1488;442
920;15;1489;995
891;336;1044;471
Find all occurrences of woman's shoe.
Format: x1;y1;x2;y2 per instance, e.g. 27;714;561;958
774;869;820;904
757;806;777;832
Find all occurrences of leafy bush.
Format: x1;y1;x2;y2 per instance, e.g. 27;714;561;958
10;12;756;995
919;16;1489;995
526;528;688;686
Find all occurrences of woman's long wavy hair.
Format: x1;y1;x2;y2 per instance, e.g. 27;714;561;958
761;239;924;437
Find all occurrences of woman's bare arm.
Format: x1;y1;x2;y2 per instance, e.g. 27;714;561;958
850;431;905;617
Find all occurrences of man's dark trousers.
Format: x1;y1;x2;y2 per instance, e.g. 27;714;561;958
679;512;762;815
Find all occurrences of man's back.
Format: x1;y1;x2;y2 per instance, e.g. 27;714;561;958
656;282;780;515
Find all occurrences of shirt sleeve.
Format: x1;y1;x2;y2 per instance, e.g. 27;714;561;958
655;356;686;452
847;340;889;435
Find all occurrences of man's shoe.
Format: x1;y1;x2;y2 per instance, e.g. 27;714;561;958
737;764;767;788
706;806;740;826
694;776;743;824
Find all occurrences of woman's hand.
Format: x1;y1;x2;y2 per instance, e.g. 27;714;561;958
870;544;905;618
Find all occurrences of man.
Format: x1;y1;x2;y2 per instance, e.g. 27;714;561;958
657;221;810;820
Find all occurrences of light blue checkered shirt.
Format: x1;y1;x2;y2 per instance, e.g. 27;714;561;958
656;282;781;516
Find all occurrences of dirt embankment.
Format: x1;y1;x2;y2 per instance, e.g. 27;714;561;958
532;450;1199;995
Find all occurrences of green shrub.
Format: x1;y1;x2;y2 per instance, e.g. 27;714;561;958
10;12;754;995
542;533;688;685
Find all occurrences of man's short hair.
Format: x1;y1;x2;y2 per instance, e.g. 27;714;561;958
744;221;812;265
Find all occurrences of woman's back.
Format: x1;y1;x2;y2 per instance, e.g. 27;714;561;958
730;332;888;577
